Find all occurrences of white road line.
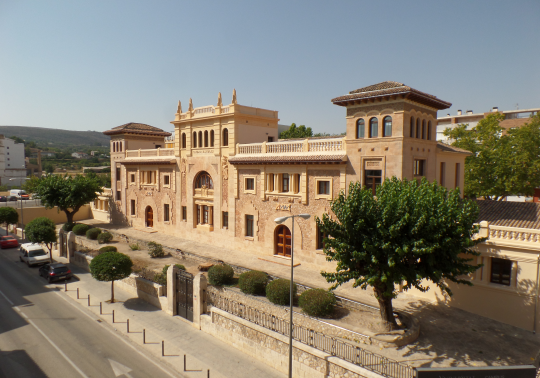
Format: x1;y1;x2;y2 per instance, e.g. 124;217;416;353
54;290;180;378
0;288;89;378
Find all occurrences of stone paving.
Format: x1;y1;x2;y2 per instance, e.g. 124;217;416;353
79;220;540;368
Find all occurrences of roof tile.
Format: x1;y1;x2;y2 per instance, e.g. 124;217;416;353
476;200;540;229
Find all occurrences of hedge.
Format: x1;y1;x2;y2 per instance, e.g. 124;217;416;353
72;224;90;236
208;264;234;286
86;228;102;240
62;223;76;232
147;241;164;258
99;246;118;253
238;270;268;295
97;232;113;244
266;278;297;305
299;288;336;317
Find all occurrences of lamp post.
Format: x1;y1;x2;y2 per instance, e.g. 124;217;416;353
274;213;310;378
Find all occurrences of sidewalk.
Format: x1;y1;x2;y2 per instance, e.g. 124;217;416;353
54;256;286;378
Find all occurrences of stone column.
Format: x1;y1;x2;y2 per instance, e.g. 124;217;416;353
192;273;207;330
58;229;65;257
67;231;76;263
166;265;179;316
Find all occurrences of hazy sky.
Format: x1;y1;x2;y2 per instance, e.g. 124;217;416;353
1;1;539;135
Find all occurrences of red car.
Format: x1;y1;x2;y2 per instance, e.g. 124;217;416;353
0;235;19;249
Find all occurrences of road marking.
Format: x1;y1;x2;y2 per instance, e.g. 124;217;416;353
54;290;180;378
0;288;89;378
108;359;134;377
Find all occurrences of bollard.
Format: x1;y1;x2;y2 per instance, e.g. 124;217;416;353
112;310;115;323
184;355;186;371
208;369;210;378
77;288;80;299
143;329;146;344
100;302;102;315
162;341;164;357
127;319;130;333
64;282;68;292
88;295;90;307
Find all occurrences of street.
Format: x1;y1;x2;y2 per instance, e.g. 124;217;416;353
0;246;182;378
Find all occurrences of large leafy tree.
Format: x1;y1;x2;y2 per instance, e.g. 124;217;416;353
279;123;313;139
444;112;540;199
0;207;19;235
32;174;103;224
317;178;484;330
90;252;133;302
25;217;57;262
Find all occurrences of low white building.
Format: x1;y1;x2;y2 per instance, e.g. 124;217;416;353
0;135;26;186
72;152;89;159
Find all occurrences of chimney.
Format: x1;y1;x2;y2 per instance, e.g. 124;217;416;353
457;110;462;115
466;110;473;115
492;106;498;112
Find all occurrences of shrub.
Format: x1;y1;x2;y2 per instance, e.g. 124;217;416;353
175;264;186;270
147;241;164;258
62;222;76;232
99;246;118;253
208;264;234;286
86;228;102;240
97;232;113;244
299;288;336;317
266;279;297;305
238;270;269;295
129;243;140;251
72;224;90;236
153;264;187;286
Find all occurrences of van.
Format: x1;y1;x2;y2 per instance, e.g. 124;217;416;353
19;243;50;266
9;189;29;200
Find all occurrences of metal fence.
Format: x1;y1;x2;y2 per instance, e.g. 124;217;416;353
208;292;415;378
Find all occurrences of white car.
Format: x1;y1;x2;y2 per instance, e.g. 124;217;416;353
19;243;50;266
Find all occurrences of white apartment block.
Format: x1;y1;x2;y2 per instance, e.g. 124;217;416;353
0;135;26;186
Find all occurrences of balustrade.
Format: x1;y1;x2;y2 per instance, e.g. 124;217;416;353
488;226;540;244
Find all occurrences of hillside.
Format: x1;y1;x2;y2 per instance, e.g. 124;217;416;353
0;126;110;148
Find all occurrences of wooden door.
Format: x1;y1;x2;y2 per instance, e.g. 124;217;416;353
146;206;153;228
275;225;291;257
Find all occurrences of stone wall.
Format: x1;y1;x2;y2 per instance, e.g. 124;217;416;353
202;308;383;378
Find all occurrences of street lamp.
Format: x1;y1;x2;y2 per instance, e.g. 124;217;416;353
274;213;310;378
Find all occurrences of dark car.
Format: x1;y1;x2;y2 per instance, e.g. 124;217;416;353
7;196;17;202
0;196;6;202
0;235;19;249
39;263;73;283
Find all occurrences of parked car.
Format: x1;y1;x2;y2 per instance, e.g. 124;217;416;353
39;263;73;283
7;196;18;202
19;243;49;266
0;235;19;249
0;196;6;202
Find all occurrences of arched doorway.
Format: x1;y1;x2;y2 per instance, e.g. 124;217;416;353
275;225;291;257
145;206;153;228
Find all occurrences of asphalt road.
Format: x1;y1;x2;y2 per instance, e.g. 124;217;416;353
0;246;183;378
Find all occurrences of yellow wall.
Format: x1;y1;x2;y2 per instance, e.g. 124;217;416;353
16;205;93;226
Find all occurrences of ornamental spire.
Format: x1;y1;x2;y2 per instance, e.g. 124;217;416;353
177;100;182;114
217;92;222;107
188;98;193;111
232;89;237;104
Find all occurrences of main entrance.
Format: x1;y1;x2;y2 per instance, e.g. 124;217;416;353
145;206;153;228
176;270;194;321
275;225;292;257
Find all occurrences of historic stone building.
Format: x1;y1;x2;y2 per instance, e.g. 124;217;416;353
104;82;469;269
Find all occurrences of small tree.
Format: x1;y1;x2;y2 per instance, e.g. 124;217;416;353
32;174;103;224
25;217;57;263
90;252;133;302
317;178;485;330
279;123;313;139
0;207;19;235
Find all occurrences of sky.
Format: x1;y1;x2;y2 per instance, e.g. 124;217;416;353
1;0;539;135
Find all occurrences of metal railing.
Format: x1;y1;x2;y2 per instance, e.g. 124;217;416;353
208;292;414;378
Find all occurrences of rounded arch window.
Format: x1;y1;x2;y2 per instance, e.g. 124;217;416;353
198;131;203;147
383;116;392;137
210;130;215;147
195;171;213;189
182;133;186;149
112;142;116;152
427;121;432;140
422;120;426;139
410;117;414;137
416;119;420;138
193;132;197;147
204;130;209;147
223;128;229;146
369;118;378;138
356;119;365;138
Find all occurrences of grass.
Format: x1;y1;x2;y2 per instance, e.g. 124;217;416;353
129;243;140;251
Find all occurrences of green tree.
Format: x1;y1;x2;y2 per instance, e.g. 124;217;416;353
0;207;19;235
444;112;540;199
32;174;103;224
90;252;133;302
44;163;55;174
9;136;25;144
22;175;41;194
25;217;57;263
279;123;313;139
316;178;484;330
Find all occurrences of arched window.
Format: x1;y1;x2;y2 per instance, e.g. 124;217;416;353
193;132;197;148
198;131;202;147
223;128;229;146
120;142;123;152
369;118;378;138
383;116;392;137
182;133;186;149
410;117;414;137
416;119;420;138
112;142;116;152
210;130;214;147
356;119;365;138
195;171;213;189
422;120;426;139
204;130;209;147
427;121;432;140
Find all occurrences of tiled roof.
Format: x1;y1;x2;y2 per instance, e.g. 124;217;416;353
476;200;540;229
331;81;452;110
103;123;172;136
229;154;347;164
436;142;472;154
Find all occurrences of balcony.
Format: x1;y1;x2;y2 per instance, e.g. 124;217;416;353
120;148;176;166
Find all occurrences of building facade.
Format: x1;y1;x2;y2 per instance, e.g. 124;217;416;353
104;82;469;269
0;135;26;186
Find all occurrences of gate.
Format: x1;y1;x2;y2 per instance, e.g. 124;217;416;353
176;270;194;321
